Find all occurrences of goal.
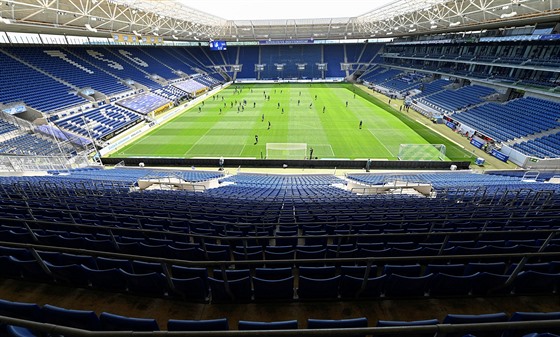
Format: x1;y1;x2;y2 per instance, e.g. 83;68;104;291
398;144;447;161
266;143;308;160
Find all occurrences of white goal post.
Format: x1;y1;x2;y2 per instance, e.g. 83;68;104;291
266;143;308;160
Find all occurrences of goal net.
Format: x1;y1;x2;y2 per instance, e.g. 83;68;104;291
398;144;447;161
266;143;308;160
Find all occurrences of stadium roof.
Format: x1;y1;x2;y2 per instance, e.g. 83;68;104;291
0;0;558;41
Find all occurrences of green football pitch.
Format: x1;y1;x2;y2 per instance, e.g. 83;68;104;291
108;83;474;161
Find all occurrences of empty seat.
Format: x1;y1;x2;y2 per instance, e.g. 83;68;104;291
504;312;560;337
96;257;133;273
384;273;434;298
339;274;386;299
299;266;337;279
209;276;252;302
376;318;439;337
171;277;209;301
442;312;509;337
122;270;168;296
212;269;251;281
383;264;422;277
82;266;127;292
307;317;368;337
464;262;506;275
253;276;294;300
99;312;159;331
0;299;41;337
425;263;465;276
238;320;298;330
167;318;229;331
254;267;293;280
512;271;560;295
429;273;478;297
298;275;340;300
44;262;89;287
42;304;100;331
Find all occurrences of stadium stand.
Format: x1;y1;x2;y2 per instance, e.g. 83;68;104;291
513;133;560;159
138;47;196;76
35;124;91;146
451;97;560;143
0;119;19;136
152;85;189;102
412;79;450;100
120;47;181;81
3;18;560;336
6;47;130;96
0;50;87;113
55;105;142;139
0;133;76;156
259;44;322;79
0;168;559;335
69;47;162;90
416;85;496;114
323;44;346;79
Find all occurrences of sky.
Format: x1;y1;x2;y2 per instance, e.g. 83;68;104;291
183;0;394;20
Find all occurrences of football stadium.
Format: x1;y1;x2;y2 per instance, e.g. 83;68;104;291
2;0;560;335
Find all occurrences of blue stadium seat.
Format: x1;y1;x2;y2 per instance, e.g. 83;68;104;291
384;274;434;298
168;318;229;331
376;318;439;337
253;276;294;300
429;273;478;297
442;312;509;337
209;276;252;302
307;317;368;337
339;274;386;299
42;304;100;331
238;320;298;330
0;299;41;337
254;267;293;280
297;275;340;300
171;277;209;301
99;312;160;331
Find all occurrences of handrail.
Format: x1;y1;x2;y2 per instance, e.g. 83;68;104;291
2;215;560;247
0;315;559;336
2;240;560;268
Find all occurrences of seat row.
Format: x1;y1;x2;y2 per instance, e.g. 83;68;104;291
0;299;558;337
3;251;560;302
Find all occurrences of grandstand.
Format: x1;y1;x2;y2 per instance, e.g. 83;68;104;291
2;0;560;335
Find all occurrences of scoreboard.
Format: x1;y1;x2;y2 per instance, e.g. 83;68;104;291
209;40;227;51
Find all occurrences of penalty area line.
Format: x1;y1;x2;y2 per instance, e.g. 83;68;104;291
367;129;395;157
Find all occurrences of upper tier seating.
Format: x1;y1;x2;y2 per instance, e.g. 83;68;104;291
69;47;162;90
0;51;87;113
6;47;130;96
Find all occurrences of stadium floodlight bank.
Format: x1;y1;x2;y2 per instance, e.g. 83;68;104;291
266;143;308;160
398;144;446;161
